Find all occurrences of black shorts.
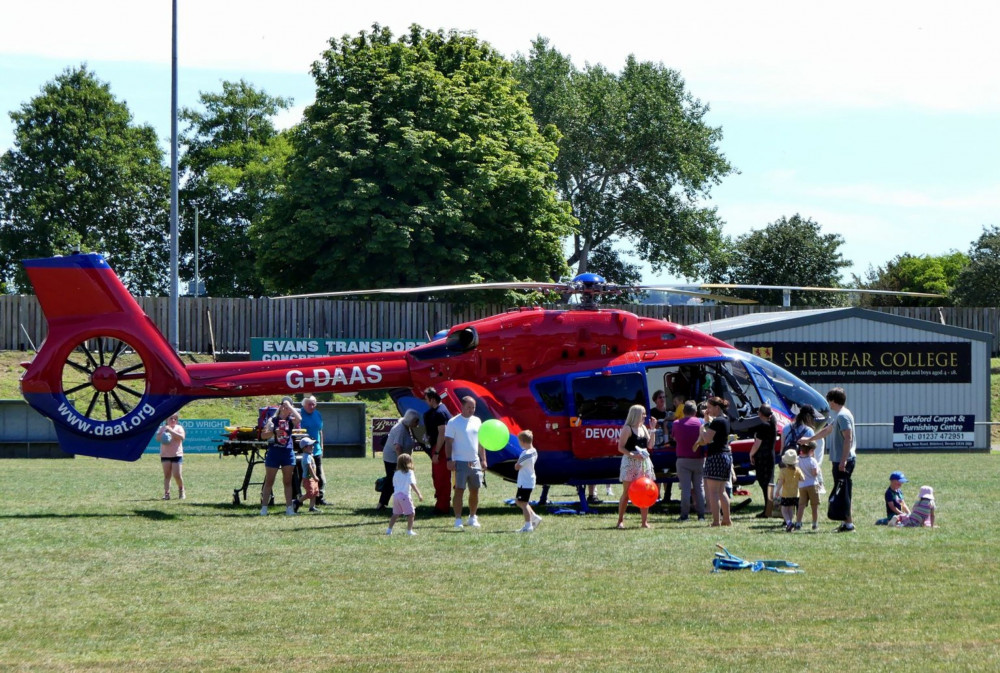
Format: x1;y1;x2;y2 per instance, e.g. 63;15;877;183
160;456;183;464
515;487;533;503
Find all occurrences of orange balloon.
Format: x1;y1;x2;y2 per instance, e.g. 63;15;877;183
628;476;658;508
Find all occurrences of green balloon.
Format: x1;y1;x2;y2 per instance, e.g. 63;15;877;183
479;419;510;451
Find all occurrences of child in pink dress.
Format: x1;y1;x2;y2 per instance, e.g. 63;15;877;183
386;454;423;536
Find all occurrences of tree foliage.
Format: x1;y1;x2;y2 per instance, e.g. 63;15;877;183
953;226;1000;306
0;67;170;293
706;214;851;306
513;38;734;279
854;252;966;306
179;80;291;296
253;25;574;295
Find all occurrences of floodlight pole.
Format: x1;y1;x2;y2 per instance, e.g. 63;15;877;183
194;206;199;297
168;0;179;349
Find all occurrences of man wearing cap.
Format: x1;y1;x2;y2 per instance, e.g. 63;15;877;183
881;471;910;524
810;387;856;532
299;395;327;505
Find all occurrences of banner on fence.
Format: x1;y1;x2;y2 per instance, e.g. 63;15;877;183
145;419;231;454
251;338;427;361
892;414;975;449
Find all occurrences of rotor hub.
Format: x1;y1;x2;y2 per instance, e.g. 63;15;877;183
91;366;119;392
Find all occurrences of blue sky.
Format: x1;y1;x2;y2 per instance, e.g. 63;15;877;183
2;0;997;285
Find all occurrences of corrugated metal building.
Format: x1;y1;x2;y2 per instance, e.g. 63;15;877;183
694;308;991;451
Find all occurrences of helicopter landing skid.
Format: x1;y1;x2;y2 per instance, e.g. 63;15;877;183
532;482;622;514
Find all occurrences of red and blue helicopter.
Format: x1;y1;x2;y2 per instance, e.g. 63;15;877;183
21;253;841;494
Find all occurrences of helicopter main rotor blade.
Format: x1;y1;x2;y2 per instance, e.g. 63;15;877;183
698;284;944;298
637;286;759;304
277;282;564;300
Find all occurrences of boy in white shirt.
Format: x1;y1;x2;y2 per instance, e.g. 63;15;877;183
514;430;542;532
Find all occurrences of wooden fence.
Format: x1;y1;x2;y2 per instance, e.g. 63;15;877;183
2;295;998;355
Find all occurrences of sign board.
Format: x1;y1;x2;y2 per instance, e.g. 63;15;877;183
736;342;971;383
892;414;975;449
251;338;427;361
371;417;397;457
145;419;230;454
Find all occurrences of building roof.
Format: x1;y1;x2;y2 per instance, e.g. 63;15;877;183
692;307;992;344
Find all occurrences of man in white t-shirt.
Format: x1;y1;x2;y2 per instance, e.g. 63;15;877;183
445;396;487;529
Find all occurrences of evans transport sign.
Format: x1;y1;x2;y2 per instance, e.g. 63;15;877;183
251;338;427;361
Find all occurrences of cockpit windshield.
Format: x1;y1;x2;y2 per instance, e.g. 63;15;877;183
723;348;830;423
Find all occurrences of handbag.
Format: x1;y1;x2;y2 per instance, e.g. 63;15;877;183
827;478;850;521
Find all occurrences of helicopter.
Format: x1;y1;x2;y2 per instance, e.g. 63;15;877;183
19;253;858;501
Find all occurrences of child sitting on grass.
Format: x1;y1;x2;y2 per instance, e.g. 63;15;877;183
775;449;805;532
891;485;936;528
386;454;423;536
877;471;910;525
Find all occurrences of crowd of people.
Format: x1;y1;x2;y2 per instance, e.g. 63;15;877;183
156;385;938;534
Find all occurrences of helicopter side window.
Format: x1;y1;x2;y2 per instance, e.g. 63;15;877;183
533;379;566;414
452;387;497;421
572;372;645;422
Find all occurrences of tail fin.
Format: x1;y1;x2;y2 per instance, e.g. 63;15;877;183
20;253;190;461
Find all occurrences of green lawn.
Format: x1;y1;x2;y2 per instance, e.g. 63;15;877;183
1;451;999;672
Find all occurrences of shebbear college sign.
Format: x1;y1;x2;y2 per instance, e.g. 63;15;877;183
736;342;971;384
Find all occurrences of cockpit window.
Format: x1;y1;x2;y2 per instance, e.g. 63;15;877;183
727;349;831;421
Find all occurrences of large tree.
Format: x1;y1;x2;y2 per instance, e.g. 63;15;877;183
707;214;851;306
854;252;966;306
953;225;1000;306
513;38;734;279
253;25;574;295
180;80;291;296
0;66;169;293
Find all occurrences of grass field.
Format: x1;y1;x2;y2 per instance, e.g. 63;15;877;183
1;450;999;672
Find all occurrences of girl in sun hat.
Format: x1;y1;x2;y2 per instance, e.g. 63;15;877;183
892;485;937;528
774;449;805;532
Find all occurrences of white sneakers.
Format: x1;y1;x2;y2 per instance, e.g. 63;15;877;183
285;506;296;516
259;505;268;516
467;515;481;528
517;515;543;533
454;518;464;530
388;528;417;536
